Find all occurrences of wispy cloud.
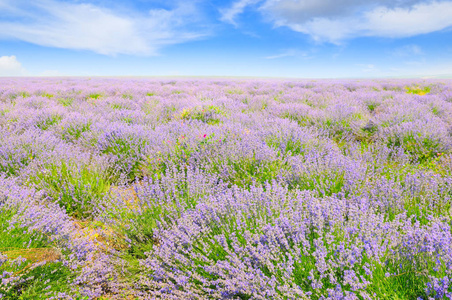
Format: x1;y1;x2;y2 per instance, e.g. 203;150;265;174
219;0;261;26
0;55;28;76
265;49;312;59
224;0;452;43
0;0;207;56
273;1;452;42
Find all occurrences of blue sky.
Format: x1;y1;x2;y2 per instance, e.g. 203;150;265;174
0;0;452;78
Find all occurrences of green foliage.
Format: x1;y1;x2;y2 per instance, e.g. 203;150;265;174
142;134;221;180
405;85;431;95
288;168;347;197
26;162;111;219
121;117;134;124
212;155;288;188
104;170;212;261
100;133;147;182
176;105;225;125
35;115;62;130
431;106;440;116
386;132;443;162
105;195;175;260
0;108;9;116
0;261;74;300
37;92;54;99
0;208;47;250
111;103;128;110
8;91;30;100
57;98;74;106
266;136;305;156
0;208;74;299
368;253;434;299
366;102;378;113
87;93;102;100
158;104;177;122
0;147;35;177
57;97;74;107
226;88;244;95
61;121;92;142
282;112;315;127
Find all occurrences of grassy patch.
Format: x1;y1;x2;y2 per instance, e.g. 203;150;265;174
405;85;431;96
87;93;102;100
35;115;62;130
386;132;443;163
98;131;147;182
57;97;74;107
175;105;225;125
26;161;111;219
61;121;92;142
0;208;74;299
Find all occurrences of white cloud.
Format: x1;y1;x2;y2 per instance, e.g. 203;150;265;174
272;1;452;42
0;0;207;56
0;55;28;76
219;0;261;25
223;0;452;42
364;2;452;37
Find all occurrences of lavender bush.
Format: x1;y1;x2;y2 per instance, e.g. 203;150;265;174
1;78;452;299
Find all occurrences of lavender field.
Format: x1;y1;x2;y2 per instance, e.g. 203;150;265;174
2;78;452;299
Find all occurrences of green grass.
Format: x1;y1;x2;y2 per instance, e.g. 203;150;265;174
226;89;244;95
61;121;92;142
0;148;34;177
266;136;306;156
57;97;74;107
111;103;128;110
209;155;288;188
26;161;112;219
99;133;147;182
0;208;75;299
288;168;348;197
36;115;62;130
87;93;102;100
386;132;443;163
7;91;30;100
176;105;225;125
37;92;54;99
0;261;75;300
405;85;431;95
368;253;433;299
282;112;316;127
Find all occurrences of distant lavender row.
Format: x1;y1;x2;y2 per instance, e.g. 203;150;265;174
1;78;452;299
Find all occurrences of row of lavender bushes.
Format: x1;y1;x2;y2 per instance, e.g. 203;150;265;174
1;78;452;299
